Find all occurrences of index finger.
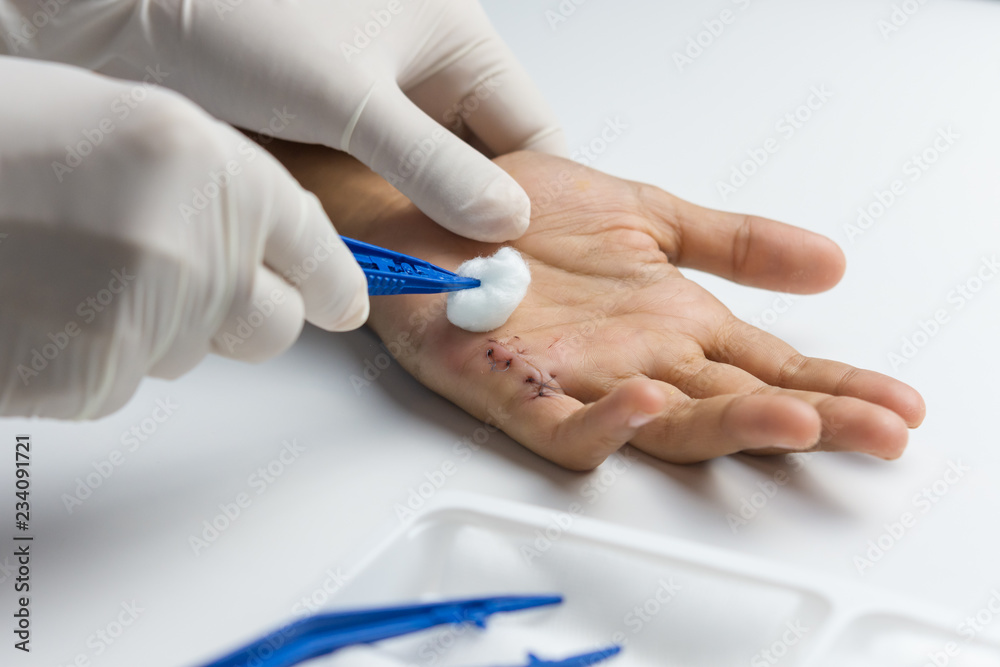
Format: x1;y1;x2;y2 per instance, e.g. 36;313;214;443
711;317;926;427
635;185;846;294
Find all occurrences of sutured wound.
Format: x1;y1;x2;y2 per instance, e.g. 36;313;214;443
485;337;562;399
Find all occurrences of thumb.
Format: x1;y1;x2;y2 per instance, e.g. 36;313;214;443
343;81;530;242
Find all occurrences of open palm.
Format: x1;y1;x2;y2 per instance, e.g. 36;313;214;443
278;147;925;470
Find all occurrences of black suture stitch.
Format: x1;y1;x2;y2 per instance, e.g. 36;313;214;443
525;374;561;397
486;348;511;372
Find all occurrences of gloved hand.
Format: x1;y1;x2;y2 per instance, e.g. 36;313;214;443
0;0;566;242
0;58;368;419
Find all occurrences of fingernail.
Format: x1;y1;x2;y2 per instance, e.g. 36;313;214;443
628;412;658;429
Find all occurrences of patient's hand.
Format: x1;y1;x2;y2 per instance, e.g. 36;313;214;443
270;143;925;470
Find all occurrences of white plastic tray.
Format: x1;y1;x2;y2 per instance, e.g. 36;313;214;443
323;492;1000;666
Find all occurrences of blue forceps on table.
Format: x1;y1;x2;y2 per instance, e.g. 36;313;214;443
199;594;621;667
341;236;482;295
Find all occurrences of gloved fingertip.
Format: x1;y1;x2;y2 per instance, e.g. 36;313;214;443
307;259;370;332
460;174;531;242
328;287;370;332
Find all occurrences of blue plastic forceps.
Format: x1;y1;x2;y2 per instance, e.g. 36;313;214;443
198;594;621;667
341;236;481;296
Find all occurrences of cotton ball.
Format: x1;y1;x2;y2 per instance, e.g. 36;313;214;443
446;247;531;332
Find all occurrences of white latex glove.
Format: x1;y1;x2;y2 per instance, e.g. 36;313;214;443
0;0;566;242
0;58;368;419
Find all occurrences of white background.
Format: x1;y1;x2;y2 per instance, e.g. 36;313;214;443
3;0;1000;665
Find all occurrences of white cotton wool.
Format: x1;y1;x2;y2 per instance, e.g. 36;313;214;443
446;247;531;332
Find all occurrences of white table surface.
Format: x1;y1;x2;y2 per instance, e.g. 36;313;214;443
4;0;1000;665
